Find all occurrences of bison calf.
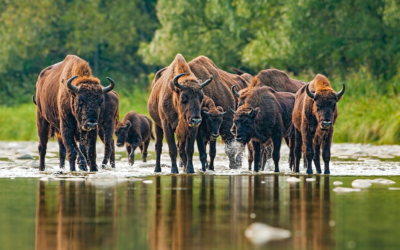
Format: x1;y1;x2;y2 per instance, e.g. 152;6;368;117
197;96;226;171
115;111;154;165
230;86;295;172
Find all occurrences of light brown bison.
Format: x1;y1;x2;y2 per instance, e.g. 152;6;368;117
188;56;249;169
35;55;115;171
197;95;226;171
292;74;345;174
230;86;295;172
115;111;154;165
148;54;213;173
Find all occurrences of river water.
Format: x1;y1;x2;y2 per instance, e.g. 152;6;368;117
1;142;400;249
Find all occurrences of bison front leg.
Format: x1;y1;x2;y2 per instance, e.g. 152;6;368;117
185;129;197;174
209;140;217;171
247;143;253;171
294;129;302;173
154;125;164;172
61;126;80;172
37;113;50;171
271;134;282;173
302;128;314;175
313;143;322;174
128;141;140;166
56;134;66;169
178;140;187;171
142;138;150;162
252;140;261;172
235;142;245;169
83;128;98;172
196;134;208;172
162;122;179;173
321;129;333;175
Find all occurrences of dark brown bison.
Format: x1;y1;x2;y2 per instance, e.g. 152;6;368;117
197;95;226;171
230;86;295;172
148;54;213;173
188;56;249;169
35;55;115;171
292;74;345;174
115;111;154;165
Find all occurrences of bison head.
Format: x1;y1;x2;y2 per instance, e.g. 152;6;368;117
202;106;226;141
306;82;345;130
67;75;115;132
115;120;131;147
170;73;213;128
230;105;260;144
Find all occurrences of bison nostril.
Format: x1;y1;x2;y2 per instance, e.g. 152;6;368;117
116;142;123;147
212;133;219;137
87;122;97;127
191;118;202;124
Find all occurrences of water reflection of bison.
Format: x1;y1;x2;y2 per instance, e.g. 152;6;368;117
35;180;119;250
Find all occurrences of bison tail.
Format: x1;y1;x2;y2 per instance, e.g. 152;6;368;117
151;132;155;140
285;122;295;139
49;126;56;139
32;95;37;105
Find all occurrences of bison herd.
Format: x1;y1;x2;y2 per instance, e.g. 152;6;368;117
34;54;345;175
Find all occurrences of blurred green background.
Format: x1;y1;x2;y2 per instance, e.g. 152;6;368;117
1;0;400;143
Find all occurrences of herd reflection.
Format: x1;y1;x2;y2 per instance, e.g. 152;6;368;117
35;175;335;250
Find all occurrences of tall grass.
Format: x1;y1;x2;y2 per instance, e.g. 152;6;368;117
1;72;400;144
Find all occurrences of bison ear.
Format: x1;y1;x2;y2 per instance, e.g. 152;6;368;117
170;80;179;93
251;107;260;118
125;120;131;128
217;106;224;113
202;107;209;116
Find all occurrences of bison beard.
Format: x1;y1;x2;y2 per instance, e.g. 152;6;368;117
148;54;213;173
35;55;115;172
292;74;345;174
231;86;295;172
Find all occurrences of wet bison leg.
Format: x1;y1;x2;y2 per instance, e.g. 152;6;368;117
251;140;261;172
261;144;268;171
235;142;245;169
126;144;133;164
208;140;216;171
271;133;282;173
313;142;322;174
56;134;66;169
61;124;81;172
288;135;295;171
321;129;333;175
154;125;164;172
85;128;98;172
224;139;237;169
162;122;179;174
184;129;197;174
196;133;208;172
294;129;302;173
178;140;188;171
301;128;314;175
37;113;50;171
142;138;150;162
77;134;88;170
247;143;253;171
99;125;114;168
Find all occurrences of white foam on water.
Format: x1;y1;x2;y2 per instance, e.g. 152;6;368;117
0;141;400;178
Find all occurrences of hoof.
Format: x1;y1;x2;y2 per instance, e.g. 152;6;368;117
79;165;87;171
186;168;195;174
171;168;179;174
274;169;280;173
316;170;322;174
324;170;330;175
154;167;162;173
306;169;313;174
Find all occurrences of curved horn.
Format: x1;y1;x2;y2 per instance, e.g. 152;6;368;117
231;85;240;98
229;107;236;114
66;75;79;93
173;73;186;89
306;84;315;99
336;83;345;99
221;111;226;116
201;75;213;89
32;95;37;105
248;107;254;116
103;77;115;94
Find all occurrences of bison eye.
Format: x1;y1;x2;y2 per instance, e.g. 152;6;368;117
78;98;86;106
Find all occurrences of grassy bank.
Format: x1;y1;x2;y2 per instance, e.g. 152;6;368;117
1;76;400;144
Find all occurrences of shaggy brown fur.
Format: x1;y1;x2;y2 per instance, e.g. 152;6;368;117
35;55;115;171
115;111;154;165
148;54;213;173
292;74;345;174
188;56;250;169
197;95;225;171
231;86;296;172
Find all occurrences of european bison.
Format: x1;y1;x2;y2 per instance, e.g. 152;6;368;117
115;111;154;165
35;55;115;171
197;95;226;171
230;86;295;172
188;56;249;169
292;74;345;174
148;54;213;173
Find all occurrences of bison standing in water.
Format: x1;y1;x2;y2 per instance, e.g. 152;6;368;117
148;54;213;173
189;56;249;169
35;55;115;171
292;74;345;174
197;96;226;171
230;86;295;172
